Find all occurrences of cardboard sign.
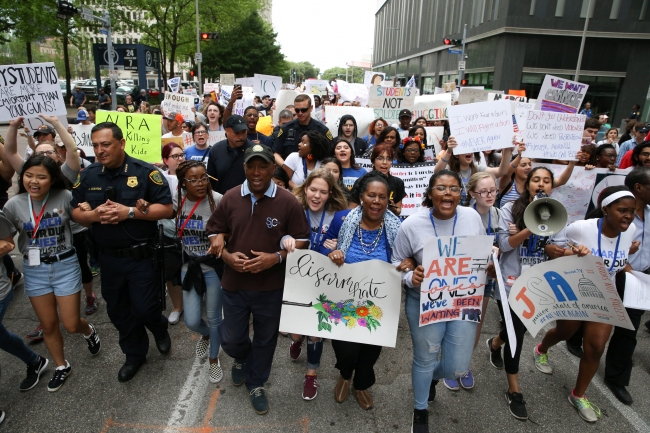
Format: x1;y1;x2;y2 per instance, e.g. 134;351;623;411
220;74;235;86
207;131;226;146
0;62;66;122
508;255;633;337
95;110;161;163
534;75;589;114
419;235;494;326
411;94;452;121
70;124;95;156
162;136;184;149
521;110;586;160
448;100;514;154
364;71;386;87
280;251;402;347
253;74;282;98
368;86;416;121
161;92;194;120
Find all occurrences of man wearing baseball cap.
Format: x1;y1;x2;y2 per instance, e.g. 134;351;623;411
162;112;185;138
395;108;412;136
206;143;309;415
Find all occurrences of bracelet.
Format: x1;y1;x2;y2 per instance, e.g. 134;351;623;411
441;157;449;163
225;107;232;111
276;252;283;264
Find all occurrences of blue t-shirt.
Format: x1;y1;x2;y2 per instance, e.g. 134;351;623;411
345;227;389;264
72;90;85;105
184;144;211;167
342;167;367;191
248;132;273;147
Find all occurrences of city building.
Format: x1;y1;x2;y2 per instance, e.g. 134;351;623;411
372;0;650;124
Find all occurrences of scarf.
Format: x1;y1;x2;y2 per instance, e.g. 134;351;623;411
336;206;401;256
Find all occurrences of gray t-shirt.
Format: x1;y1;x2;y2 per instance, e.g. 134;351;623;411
0;211;16;301
3;189;74;256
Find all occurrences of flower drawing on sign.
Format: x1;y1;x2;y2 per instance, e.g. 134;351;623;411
313;294;382;333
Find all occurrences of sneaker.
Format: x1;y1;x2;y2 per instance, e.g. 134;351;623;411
85;323;101;355
428;380;438;402
487;338;504;369
85;294;99;315
232;360;246;386
168;309;183;325
533;344;553;374
91;266;100;276
10;271;22;288
569;392;601;423
209;359;223;383
505;391;528;420
411;408;429;433
196;338;209;359
0;410;4;424
249;387;268;415
20;356;48;391
289;337;304;360
26;324;44;342
48;362;71;392
459;369;474;390
443;378;459;391
302;374;319;400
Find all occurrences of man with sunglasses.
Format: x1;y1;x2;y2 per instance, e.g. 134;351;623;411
272;94;333;167
184;123;212;167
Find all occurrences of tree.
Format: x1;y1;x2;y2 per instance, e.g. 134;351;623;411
322;66;365;83
283;61;319;83
201;11;286;78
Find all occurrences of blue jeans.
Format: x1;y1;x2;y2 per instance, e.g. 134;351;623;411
405;288;478;410
0;289;39;366
181;269;222;359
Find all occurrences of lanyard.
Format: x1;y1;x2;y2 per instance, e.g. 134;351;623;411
302;158;308;180
305;209;326;251
28;193;50;244
598;218;621;272
177;195;203;240
429;210;457;236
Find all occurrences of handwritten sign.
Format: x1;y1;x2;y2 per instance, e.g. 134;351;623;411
521;110;585;160
70;124;95;156
0;62;66;122
411;94;451;121
419;235;493;326
488;93;527;102
368;86;416;121
448;100;514;154
508;255;633;337
161;92;194;120
235;77;255;88
534;75;589;114
457;88;501;105
336;79;369;106
280;251;402;347
207;131;226;146
96;110;161;163
512;101;535;134
220;74;235;86
253;73;282;98
220;86;255;116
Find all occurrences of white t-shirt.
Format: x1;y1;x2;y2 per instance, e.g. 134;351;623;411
566;218;636;283
284;152;321;186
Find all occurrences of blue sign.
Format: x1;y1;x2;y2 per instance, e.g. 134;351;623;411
99;29;108;35
448;49;462;55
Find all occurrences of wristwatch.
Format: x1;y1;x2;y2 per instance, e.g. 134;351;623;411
128;207;135;219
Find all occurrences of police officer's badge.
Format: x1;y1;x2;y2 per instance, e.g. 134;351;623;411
149;170;163;185
127;176;138;188
326;130;333;140
277;129;283;137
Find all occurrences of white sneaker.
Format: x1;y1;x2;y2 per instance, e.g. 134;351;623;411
168;310;183;325
209;359;223;383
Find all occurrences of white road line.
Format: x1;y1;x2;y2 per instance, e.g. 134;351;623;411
164;356;209;433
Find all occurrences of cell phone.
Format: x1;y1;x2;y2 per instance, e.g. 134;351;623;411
234;84;242;99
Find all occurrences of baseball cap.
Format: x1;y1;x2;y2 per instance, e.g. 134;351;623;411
224;115;247;133
203;92;212;97
164;112;184;122
76;110;88;122
398;109;412;118
33;125;56;138
639;126;650;134
244;144;274;164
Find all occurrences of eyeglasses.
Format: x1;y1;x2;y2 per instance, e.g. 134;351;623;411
294;107;310;114
184;176;209;185
640;152;650;158
35;150;56;156
375;157;391;162
405;148;420;154
474;188;497;197
194;130;208;135
169;154;185;160
433;186;461;195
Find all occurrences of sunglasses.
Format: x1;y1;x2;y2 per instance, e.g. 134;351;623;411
294;108;309;114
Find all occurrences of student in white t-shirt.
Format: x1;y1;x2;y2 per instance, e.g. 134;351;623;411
535;186;637;423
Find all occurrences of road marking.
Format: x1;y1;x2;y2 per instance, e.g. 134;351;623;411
164;356;210;432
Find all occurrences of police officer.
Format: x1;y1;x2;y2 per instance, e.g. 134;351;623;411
272;94;333;167
71;122;174;382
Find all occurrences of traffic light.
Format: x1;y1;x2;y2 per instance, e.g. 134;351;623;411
189;70;195;77
443;38;462;46
201;32;219;40
57;0;79;19
460;78;468;86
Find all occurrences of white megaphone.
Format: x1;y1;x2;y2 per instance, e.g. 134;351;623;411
523;191;568;236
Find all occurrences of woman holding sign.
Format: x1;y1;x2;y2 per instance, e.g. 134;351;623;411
391;170;485;432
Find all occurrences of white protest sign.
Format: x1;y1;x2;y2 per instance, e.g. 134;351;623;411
457;88;499;105
424;127;444;161
183;88;197;96
253;74;282;98
488;93;527;102
336;79;358;103
508;255;634;337
448;100;514;154
70;123;95;156
207;131;226;146
303;80;329;94
324;106;375;139
493;252;517;357
411;94;451;121
623;271;650;311
203;83;219;94
220;86;255;116
368;86;416;122
24;115;68;133
161;92;194;120
220;74;235;86
512;101;535;134
364;71;386;87
419;235;494;326
521;110;585;160
167;77;180;93
280;251;402;347
0;62;66;122
534;75;589;114
235;77;256;88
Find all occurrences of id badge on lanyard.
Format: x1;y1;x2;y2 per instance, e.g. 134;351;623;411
27;193;49;266
27;246;40;266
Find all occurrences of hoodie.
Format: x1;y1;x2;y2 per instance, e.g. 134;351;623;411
334;114;368;156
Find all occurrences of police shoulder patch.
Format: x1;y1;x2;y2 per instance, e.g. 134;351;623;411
277;128;283;137
149;170;163;185
326;130;333;140
72;173;80;189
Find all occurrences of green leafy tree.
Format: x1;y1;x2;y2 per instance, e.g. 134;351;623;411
201;11;286;78
283;61;319;83
322;66;365;83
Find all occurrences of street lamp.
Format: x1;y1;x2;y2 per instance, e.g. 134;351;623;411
388;27;400;85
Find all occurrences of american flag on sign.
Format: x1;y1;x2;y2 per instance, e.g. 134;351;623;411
512;115;519;133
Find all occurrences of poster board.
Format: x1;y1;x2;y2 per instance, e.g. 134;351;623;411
411;94;451;121
303;80;329;95
520;110;585;160
364;71;386;87
220;74;235;86
457;88;500;105
95;110;161;163
368;86;416;121
534;75;589;114
161;92;194;120
70;124;95;156
207;131;226;146
448;100;514;154
253;74;282;98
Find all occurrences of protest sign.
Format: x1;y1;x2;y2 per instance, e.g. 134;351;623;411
253;74;282;98
509;255;633;336
520;110;585;160
235;77;256;88
534;75;589;114
457;88;500;105
303;80;329;94
203;83;218;94
512;101;535;134
96;110;161;163
493;252;517;357
280;251;402;347
24;115;68;133
324;106;375;139
70;124;95;156
0;62;66;122
167;77;180;93
161;92;194;120
364;71;385;87
220;86;255;116
368;86;416;121
336;80;369;105
411;94;451;121
447;100;514;154
623;271;650;311
488;93;527;102
220;74;235;86
423;126;444;161
207;131;226;146
162;136;185;149
419;235;493;326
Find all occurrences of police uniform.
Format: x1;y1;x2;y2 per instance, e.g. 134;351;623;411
71;153;172;364
272;117;334;159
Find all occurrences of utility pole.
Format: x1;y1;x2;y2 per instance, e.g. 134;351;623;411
195;0;202;94
80;6;116;110
458;24;467;86
575;0;593;81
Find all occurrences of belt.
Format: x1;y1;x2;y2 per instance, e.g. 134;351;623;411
24;248;76;264
99;242;151;259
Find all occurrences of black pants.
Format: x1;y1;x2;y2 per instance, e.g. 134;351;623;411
99;253;168;363
331;340;382;391
219;288;283;389
73;231;93;285
496;300;528;375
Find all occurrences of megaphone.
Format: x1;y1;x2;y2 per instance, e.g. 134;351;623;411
523;192;568;236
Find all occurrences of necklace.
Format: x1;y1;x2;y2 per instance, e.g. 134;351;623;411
357;221;384;254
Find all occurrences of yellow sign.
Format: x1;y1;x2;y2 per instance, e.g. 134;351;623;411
127;176;138;187
96;110;162;163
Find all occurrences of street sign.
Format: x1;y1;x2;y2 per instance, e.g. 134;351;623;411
99;29;108;35
448;49;462;55
123;48;137;70
195;52;202;63
80;6;94;22
458;61;466;71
